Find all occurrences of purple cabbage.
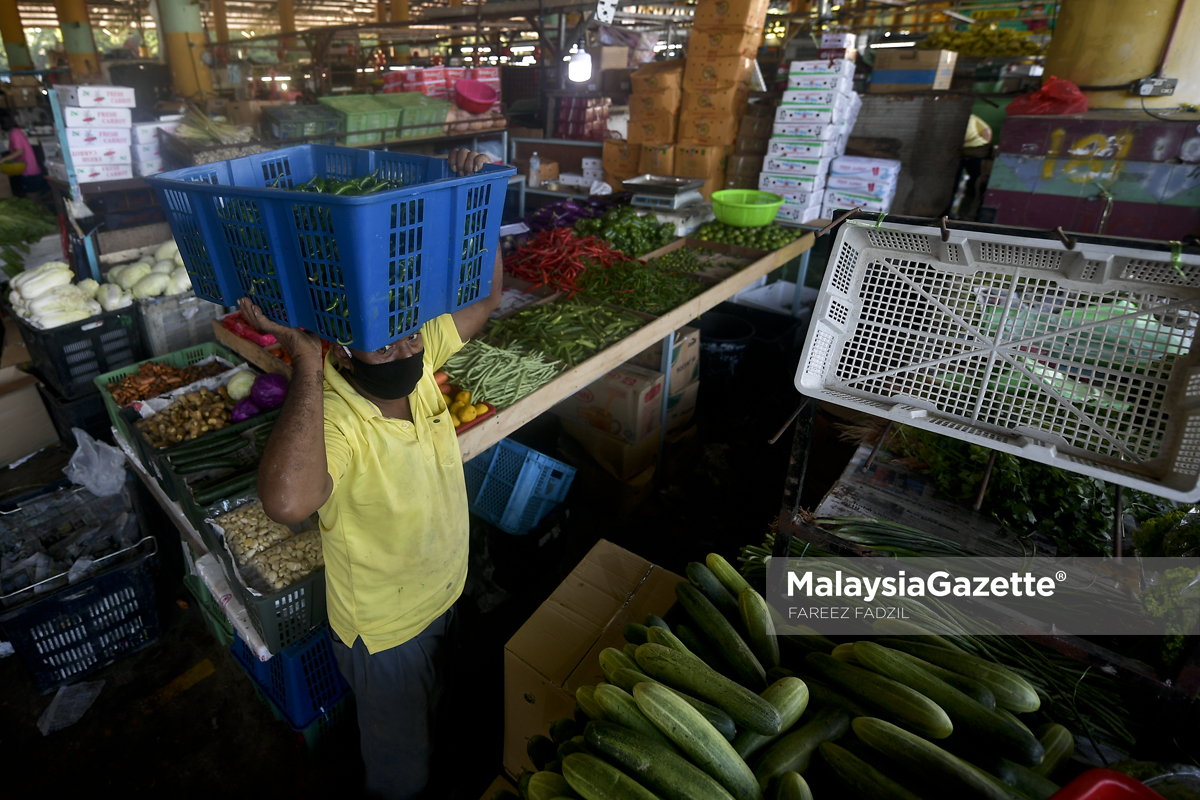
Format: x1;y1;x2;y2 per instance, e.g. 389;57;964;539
231;398;262;422
250;373;288;409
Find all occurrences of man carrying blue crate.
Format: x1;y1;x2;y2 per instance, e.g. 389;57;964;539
241;148;498;800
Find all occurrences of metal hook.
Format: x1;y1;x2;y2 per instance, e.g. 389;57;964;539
816;207;861;238
940;216;950;243
1054;226;1077;250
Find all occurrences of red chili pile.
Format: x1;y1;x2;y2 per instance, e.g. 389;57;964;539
503;228;636;296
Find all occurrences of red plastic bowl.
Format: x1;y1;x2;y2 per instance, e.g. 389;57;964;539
1050;769;1167;800
455;78;498;114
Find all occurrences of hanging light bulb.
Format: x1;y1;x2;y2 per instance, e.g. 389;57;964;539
568;49;592;82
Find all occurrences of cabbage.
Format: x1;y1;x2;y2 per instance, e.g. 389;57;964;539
27;284;86;315
226;371;256;401
106;265;128;285
151;260;175;274
132;272;170;299
155;239;179;262
174;251;185;268
12;261;69;292
117;263;152;290
85;298;102;315
250;373;288;409
166;267;192;296
76;278;100;299
17;268;72;300
231;397;262;422
97;283;126;311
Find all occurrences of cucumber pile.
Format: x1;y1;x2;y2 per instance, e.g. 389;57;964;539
162;416;276;506
497;553;1078;800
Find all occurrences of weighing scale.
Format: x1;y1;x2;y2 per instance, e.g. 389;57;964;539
624;175;707;210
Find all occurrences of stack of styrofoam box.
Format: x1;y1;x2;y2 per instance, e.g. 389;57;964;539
822;156;902;218
50;85;137;184
758;59;861;223
582;156;603;184
403;66;448;99
382;69;406;94
128;116;180;177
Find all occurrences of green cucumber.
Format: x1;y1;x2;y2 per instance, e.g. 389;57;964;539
624;643;641;661
752;706;850;791
676;623;736;678
830;643;860;663
527;771;572;800
853;717;1025;800
995;758;1060;799
527;734;557;770
636;642;781;736
517;770;534;800
889;649;997;709
818;742;929;800
706;553;753;598
767;667;796;682
193;469;258;505
1033;724;1074;779
645;614;671;631
799;677;871;720
779;630;836;656
163;427;244;456
609;667;737;741
593;684;680;753
624;623;650;644
173;457;245;475
774;772;813;800
686;562;741;620
557;736;586;761
575;686;608;721
806;652;953;739
550;717;581;745
633;682;763;800
168;437;252;463
853;642;1043;766
738;588;781;670
733;677;810;760
490;791;520;800
646;625;694;657
543;760;561;774
584;720;736;800
871;619;963;650
562;752;663;800
878;640;1041;714
676;582;766;689
600;647;640;684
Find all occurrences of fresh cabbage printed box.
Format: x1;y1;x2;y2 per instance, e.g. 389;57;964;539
764;156;832;178
63;106;132;128
775;105;839;125
827;175;897;199
776;202;823;223
824;187;892;212
768;137;840;159
787;73;854;92
67;144;132;166
787;58;856;78
65;127;132;147
759;171;823;194
771;120;845;140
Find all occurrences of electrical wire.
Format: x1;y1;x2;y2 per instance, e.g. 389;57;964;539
1141;94;1179;122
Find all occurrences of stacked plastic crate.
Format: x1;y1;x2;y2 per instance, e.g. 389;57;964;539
759;57;860;224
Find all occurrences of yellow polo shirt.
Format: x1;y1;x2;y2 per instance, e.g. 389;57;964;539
319;314;468;654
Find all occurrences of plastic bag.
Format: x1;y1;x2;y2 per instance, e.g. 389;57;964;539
37;680;104;735
1007;76;1088;115
63;429;126;497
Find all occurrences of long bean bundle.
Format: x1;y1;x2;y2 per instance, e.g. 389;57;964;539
487;300;645;367
442;340;560;409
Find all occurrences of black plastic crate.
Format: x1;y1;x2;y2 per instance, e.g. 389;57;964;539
36;381;113;444
9;305;144;401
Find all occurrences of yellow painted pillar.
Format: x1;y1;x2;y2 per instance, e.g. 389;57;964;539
213;0;229;43
279;0;296;33
157;0;213;99
53;0;100;80
0;1;33;70
376;1;387;23
1045;0;1200;108
391;0;409;21
450;0;462;46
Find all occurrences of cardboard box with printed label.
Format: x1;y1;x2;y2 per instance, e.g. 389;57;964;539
725;153;764;179
768;137;840;159
759;171;823;195
824;187;891;212
871;48;957;92
514;157;559;183
503;540;683;778
788;58;856;78
787;72;854;93
0;367;59;466
682;85;748;117
66;127;133;147
734;135;770;155
626;113;678;145
820;32;856;49
602;69;636;96
67;144;132;166
628;88;682;117
55;85;137;108
63;106;132;128
763;155;832;178
631;325;701;389
818;48;857;62
738;114;773;139
677;111;739;146
552;363;665;444
639;144;675;175
776;202;823;223
561;418;659;481
673;145;728;180
1;86;38;108
131;121;180;144
603;139;641;175
692;0;770;30
587;46;630;71
630;60;684;94
683;56;754;90
688;26;764;58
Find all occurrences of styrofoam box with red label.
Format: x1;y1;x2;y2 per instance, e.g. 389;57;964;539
758;172;823;194
775;105;839;126
787;59;856;78
770;121;845;140
820;32;856;50
829;155;901;181
824;187;891;212
131;121;179;144
409;82;447;99
55;84;136;108
769;187;818;206
787;73;854;93
63;106;132;128
826;174;897;198
768;137;840;159
764;156;831;178
132;142;161;161
133;158;164;177
582;157;602;171
469;67;500;80
445;67;466;91
68;144;131;166
46;160;133;183
64;127;132;147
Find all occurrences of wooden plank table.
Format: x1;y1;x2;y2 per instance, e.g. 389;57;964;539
455;232;815;462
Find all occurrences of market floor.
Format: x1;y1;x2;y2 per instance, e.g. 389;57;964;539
0;372;856;797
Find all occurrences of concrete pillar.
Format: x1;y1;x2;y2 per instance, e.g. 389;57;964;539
0;2;33;70
157;0;213;99
1045;0;1200;108
213;0;229;43
53;0;100;80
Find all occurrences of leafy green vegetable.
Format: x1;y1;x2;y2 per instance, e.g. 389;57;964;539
0;198;57;279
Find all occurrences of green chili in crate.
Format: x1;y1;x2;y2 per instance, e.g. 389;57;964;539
487;300;646;367
442;340;561;409
577;254;707;315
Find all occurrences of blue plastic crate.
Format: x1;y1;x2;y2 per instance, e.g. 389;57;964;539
464;439;576;535
230;624;350;730
146;145;516;352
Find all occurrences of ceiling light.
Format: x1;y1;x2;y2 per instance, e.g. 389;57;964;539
568;50;591;82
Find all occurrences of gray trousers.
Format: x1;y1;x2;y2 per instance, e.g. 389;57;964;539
332;606;455;800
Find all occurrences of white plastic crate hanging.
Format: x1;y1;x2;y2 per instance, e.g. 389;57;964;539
797;219;1200;501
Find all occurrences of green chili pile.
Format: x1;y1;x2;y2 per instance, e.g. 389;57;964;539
488;300;645;367
275;169;408;196
576;258;707;315
442;340;561;409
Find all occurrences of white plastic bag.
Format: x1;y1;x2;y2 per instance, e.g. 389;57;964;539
63;429;126;497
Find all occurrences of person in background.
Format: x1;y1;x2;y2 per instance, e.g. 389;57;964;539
239;148;499;800
0;111;44;198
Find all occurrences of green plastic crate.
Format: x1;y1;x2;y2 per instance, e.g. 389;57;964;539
318;95;400;145
184;573;235;648
376;94;451;139
262;104;341;143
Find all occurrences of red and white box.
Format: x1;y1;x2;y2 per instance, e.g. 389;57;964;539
46;161;134;183
67;144;131;166
55;84;137;108
64;127;132;147
445;67;466;92
131;142;161;161
63;106;132;128
133;158;164;177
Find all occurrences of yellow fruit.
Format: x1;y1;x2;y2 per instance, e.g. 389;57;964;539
459;406;478;423
451;413;462;427
474;403;488;415
455;390;471;404
450;401;465;414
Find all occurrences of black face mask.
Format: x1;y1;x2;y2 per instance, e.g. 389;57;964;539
345;348;425;400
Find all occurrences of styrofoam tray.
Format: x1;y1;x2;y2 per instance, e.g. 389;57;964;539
797;219;1200;501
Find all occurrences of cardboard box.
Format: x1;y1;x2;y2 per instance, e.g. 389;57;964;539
630;60;684;94
626;112;678;145
758;171;823;195
688;26;764;58
683;56;754;90
0;367;59;466
561;418;659;481
697;173;725;201
776;202;823;223
775;104;842;126
63;106;132;128
681;85;748;117
639;143;674;175
588;46;630;71
665;380;700;433
871;48;957;92
602;139;641;174
514;157;559;183
1;86;38;108
723;171;759;190
725;153;764;177
824;186;892;212
677;111;739;146
65;127;132;147
628;88;682;117
826;174;897;198
734;135;770;155
602;69;636;96
818;48;857;62
603;170;637;190
67;144;131;166
673;145;728;180
772;120;846;139
739;115;773;139
503;540;683;778
55;84;136;108
1;317;29;368
782;88;852;106
632;325;701;389
692;0;770;29
787;72;854;93
46;160;133;183
552;363;665;444
479;776;518;800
